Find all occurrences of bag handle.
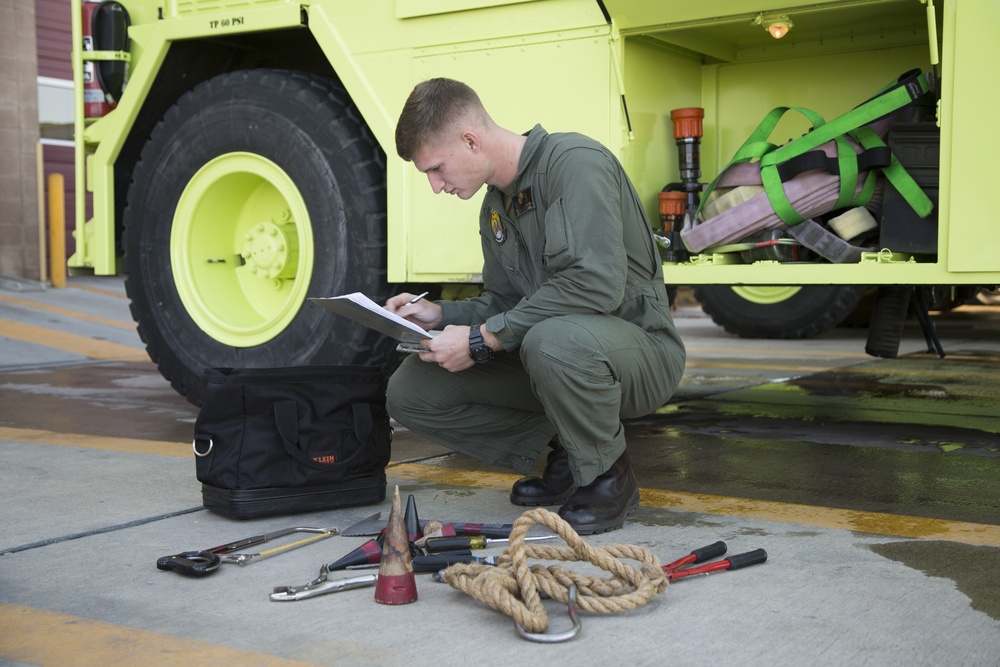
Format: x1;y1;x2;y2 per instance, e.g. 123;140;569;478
273;400;374;470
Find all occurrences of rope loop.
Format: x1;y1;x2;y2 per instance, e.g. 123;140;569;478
442;508;668;634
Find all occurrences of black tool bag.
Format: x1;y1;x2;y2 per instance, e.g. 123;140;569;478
192;365;391;519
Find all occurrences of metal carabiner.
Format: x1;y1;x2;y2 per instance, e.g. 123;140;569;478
192;436;213;457
514;584;582;643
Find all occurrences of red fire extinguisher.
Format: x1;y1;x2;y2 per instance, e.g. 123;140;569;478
81;1;130;118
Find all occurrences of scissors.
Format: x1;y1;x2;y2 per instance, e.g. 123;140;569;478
156;526;339;577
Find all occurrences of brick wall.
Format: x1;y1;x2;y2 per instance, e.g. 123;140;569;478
0;1;41;281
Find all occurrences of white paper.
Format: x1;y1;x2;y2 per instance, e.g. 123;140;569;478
308;293;433;343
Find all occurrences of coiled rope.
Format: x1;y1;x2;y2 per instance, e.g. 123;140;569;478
441;508;668;634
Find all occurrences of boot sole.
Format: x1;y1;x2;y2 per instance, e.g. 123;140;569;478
562;489;640;535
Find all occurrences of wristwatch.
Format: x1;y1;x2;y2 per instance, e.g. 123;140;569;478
468;325;494;364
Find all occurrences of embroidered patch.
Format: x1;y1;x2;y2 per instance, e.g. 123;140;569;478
490;209;505;243
513;187;535;217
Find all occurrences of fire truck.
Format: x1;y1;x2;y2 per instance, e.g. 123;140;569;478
71;0;999;404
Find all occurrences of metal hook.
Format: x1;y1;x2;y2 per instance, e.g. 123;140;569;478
192;437;213;457
514;584;582;643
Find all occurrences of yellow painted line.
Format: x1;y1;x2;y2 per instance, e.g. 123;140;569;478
69;283;129;299
388;463;1000;548
5;427;998;547
0;320;149;362
0;427;190;458
687;360;1000;381
834;367;1000;382
686;362;834;373
0;603;316;667
0;293;135;330
685;346;868;359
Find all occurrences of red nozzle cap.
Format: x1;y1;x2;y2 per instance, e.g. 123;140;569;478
671;107;704;140
658;191;687;216
374;572;418;605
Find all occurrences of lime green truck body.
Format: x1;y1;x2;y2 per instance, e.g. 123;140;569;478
70;0;999;402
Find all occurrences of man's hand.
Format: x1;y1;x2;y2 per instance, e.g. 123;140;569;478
416;324;503;372
385;292;443;330
417;325;475;372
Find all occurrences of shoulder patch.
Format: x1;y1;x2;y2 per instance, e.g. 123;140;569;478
490;209;505;244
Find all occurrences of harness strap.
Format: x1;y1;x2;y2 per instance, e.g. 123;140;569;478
775;146;892;183
699;70;932;226
785;219;875;264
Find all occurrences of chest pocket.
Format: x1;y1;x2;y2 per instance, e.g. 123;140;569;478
483;206;521;273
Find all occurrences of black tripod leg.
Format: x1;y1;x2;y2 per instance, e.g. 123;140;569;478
913;288;946;358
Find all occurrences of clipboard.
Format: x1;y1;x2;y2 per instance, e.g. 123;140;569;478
308;293;433;344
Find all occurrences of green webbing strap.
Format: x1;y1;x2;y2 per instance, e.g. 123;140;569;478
699;70;932;225
852;125;933;217
699;105;826;219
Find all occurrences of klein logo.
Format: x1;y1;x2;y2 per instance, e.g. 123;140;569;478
312;455;336;464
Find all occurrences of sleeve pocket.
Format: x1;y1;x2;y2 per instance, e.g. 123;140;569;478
542;197;575;271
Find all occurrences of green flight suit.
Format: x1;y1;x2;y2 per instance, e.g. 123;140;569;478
387;125;686;486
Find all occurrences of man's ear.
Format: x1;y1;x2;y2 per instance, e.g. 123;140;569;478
462;130;480;153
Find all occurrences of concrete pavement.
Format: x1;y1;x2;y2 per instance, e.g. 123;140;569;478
1;277;998;666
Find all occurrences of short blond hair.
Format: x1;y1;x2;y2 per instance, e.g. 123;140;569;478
395;78;486;161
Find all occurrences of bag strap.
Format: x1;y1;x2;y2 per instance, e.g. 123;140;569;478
352;402;373;448
273;400;375;470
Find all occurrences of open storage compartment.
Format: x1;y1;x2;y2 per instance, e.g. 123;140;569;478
611;0;950;279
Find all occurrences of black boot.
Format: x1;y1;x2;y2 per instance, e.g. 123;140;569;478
509;441;578;506
557;451;639;535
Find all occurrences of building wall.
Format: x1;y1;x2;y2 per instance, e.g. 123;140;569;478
36;0;71;80
37;0;78;270
0;0;41;281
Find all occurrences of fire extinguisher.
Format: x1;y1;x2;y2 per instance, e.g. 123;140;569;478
81;1;130;118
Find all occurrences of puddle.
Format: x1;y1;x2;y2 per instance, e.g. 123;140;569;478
869;541;1000;621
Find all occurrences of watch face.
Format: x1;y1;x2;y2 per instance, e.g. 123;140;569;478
471;346;493;363
469;325;492;363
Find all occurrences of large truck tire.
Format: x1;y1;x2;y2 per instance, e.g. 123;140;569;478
694;285;867;339
123;69;392;405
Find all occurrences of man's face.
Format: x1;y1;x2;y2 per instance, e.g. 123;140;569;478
411;130;486;201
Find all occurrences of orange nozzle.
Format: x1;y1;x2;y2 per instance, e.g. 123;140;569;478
671;107;704;140
658;191;687;217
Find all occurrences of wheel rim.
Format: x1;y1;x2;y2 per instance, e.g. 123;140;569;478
170;152;314;347
730;285;802;305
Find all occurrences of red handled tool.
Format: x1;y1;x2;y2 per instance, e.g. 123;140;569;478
663;540;727;571
663;542;767;582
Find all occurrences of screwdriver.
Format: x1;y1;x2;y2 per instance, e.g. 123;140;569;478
423;535;555;553
447;522;516;539
346;552;498;572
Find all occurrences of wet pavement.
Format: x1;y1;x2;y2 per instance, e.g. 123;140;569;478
1;277;999;666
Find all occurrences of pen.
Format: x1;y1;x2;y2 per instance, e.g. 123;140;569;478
407;291;429;305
